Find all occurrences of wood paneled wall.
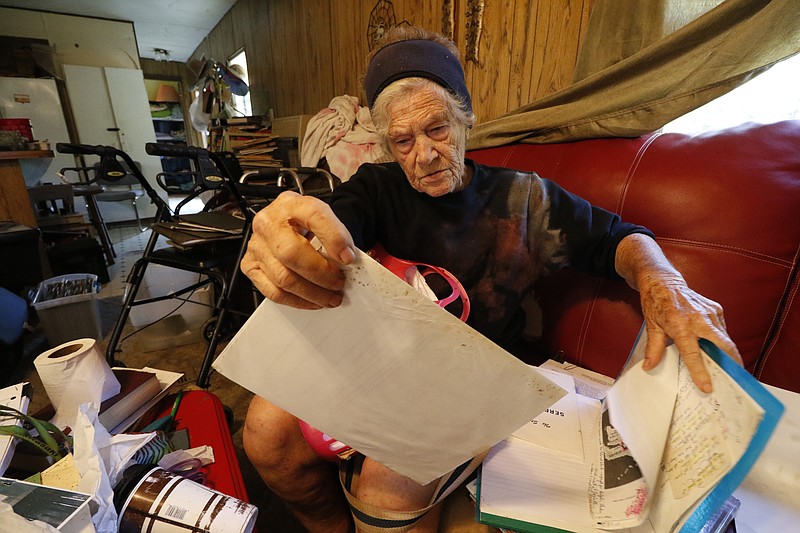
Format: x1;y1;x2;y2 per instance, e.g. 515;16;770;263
141;57;186;80
189;0;595;124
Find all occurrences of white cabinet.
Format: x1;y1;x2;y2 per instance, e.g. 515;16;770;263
63;65;164;223
0;76;74;188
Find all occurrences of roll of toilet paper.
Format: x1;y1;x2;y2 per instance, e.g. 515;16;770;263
34;338;121;418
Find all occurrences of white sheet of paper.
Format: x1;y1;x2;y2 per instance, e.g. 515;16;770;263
213;247;566;484
540;359;615;400
510;368;583;460
606;337;679;494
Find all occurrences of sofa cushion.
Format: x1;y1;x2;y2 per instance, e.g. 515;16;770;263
756;271;800;392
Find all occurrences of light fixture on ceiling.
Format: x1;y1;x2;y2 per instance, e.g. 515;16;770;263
153;48;171;62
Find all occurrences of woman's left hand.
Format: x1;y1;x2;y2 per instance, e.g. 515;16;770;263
616;233;743;393
638;275;742;393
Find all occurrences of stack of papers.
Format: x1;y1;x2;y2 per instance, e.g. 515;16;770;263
477;332;784;533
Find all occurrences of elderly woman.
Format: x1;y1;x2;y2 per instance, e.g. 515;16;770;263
240;26;741;533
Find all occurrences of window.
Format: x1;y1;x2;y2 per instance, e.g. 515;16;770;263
662;54;800;134
227;49;252;117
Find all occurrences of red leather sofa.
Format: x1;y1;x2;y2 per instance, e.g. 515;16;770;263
467;120;800;393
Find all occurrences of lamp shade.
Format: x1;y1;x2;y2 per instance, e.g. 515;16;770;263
155;83;181;103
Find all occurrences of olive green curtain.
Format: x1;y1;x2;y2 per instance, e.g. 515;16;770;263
467;0;800;150
571;0;725;82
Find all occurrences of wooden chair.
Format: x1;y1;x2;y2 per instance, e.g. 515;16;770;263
27;183;92;238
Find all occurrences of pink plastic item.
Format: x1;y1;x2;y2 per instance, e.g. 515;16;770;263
369;243;471;322
299;421;356;461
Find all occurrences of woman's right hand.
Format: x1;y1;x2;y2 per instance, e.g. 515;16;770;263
240;191;357;309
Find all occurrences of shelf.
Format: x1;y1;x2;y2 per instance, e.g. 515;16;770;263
155;132;185;141
0;150;54;160
150;101;184;123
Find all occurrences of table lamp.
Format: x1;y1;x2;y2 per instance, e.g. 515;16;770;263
155;84;181;103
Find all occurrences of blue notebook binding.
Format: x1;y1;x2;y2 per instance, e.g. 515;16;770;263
680;338;784;532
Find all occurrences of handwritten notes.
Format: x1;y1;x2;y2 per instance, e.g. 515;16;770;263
663;363;731;499
478;331;781;533
646;354;765;533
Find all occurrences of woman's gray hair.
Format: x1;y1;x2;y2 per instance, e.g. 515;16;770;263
371;77;474;156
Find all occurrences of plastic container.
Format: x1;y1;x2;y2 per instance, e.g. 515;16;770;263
0;118;34;142
31;273;101;347
128;265;213;329
127;265;214;352
136;314;205;352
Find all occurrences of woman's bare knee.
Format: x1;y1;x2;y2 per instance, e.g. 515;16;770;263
356;458;437;511
243;396;316;472
354;459;442;533
243;396;351;532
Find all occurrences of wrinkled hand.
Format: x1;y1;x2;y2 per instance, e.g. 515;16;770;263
240;191;357;309
616;234;743;392
638;275;743;393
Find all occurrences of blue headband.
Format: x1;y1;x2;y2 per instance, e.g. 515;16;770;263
364;39;472;112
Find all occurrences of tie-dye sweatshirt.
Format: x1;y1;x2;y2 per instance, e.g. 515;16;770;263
330;160;653;348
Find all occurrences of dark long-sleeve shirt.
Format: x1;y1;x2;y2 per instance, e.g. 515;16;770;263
329;159;653;347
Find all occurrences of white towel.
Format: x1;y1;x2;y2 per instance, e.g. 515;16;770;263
300;95;359;167
300;95;388;181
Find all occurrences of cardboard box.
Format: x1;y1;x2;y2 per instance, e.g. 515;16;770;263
271;114;313;155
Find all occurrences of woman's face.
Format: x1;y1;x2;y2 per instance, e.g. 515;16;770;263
385;86;470;197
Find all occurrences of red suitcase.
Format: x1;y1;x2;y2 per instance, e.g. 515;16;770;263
144;389;249;503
